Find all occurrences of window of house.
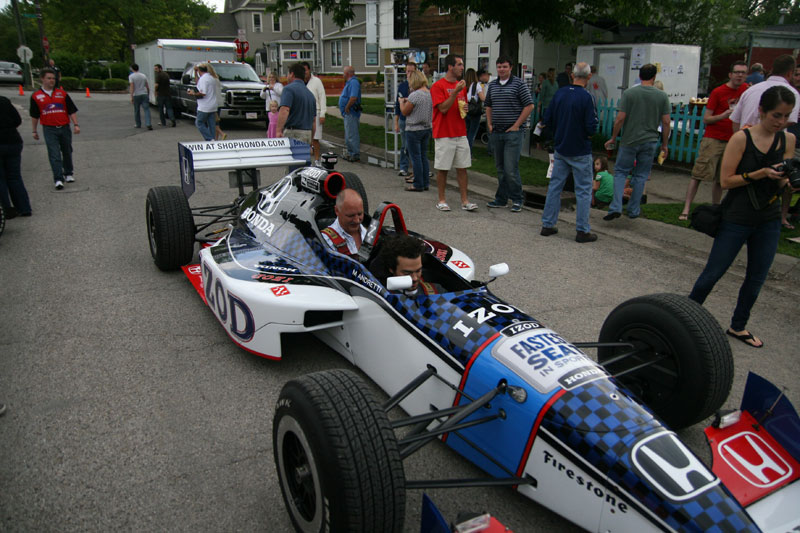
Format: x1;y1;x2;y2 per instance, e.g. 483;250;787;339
478;45;490;72
293;11;300;30
300;50;312;60
393;0;408;40
366;43;378;66
272;13;281;32
252;13;262;33
331;40;342;67
439;7;450;15
438;45;449;73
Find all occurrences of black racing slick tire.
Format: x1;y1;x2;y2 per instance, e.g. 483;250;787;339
341;172;369;215
598;293;733;430
273;369;405;533
0;206;5;239
146;186;195;271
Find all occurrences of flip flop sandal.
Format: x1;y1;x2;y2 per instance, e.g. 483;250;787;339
782;222;795;230
404;177;415;183
727;329;764;348
678;213;688;221
436;202;451;211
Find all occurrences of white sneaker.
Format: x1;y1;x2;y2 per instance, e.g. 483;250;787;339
64;175;75;183
55;180;64;190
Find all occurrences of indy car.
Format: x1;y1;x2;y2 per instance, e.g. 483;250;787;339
145;139;800;533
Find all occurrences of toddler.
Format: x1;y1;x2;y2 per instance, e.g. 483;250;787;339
267;100;279;138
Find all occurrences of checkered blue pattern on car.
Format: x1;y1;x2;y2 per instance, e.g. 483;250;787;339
541;381;758;532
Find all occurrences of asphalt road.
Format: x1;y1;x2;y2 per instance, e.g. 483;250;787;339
1;88;798;532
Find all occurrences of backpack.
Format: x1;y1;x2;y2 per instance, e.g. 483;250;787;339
467;82;482;117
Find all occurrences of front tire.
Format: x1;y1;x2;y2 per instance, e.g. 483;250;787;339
598;293;733;429
146;186;195;271
273;369;405;533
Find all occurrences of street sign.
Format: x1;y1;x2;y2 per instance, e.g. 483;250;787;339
238;29;247;41
17;45;33;63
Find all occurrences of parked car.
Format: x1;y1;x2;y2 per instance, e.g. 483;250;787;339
0;61;23;84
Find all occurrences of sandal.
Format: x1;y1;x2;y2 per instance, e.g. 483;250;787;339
435;202;451;211
461;202;478;211
678;213;688;221
404;177;415;184
405;185;424;192
782;221;795;230
726;329;764;348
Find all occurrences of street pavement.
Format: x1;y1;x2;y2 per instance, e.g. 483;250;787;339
1;87;798;532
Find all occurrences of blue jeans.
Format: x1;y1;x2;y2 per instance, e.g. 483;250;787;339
343;113;360;158
491;130;524;205
42;125;73;182
541;152;593;233
609;141;659;217
405;128;431;189
465;114;481;152
398;116;409;171
157;95;174;125
195;110;216;141
133;94;151;128
0;143;31;214
689;219;781;331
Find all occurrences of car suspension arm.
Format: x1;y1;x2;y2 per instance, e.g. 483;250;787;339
406;476;535;490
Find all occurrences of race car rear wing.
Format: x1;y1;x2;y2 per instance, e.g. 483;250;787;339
178;138;311;199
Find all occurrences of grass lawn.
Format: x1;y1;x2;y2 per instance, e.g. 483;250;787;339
641;202;800;258
326;96;386;116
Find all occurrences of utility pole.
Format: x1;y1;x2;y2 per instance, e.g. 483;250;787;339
10;0;32;89
33;0;48;63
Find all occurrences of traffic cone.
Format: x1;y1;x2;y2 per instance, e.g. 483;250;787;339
18;85;24;96
85;87;91;98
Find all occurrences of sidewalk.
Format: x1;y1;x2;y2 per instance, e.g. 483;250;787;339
322;106;800;292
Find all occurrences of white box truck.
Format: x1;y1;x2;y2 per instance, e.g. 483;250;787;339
576;43;701;105
134;39;237;105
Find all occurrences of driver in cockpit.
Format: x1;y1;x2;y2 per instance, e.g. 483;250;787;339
321;188;367;257
378;234;444;296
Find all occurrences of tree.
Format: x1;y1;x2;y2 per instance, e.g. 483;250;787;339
267;0;656;67
41;0;214;61
0;3;45;68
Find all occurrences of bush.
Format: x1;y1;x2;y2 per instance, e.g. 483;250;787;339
60;77;80;90
109;62;130;80
361;74;374;83
104;78;128;91
82;78;104;90
376;71;384;84
85;63;109;80
50;51;86;78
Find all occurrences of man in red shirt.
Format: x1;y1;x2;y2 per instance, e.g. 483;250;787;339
431;54;477;212
30;68;80;190
679;61;748;219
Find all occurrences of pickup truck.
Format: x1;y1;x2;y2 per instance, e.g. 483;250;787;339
172;61;267;123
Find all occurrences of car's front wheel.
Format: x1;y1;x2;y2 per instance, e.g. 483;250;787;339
598;293;733;429
145;186;195;271
273;369;405;533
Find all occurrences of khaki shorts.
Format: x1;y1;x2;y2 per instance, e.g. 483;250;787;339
434;136;472;171
313;116;323;141
691;137;727;182
285;128;312;146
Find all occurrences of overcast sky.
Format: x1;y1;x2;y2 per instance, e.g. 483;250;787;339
1;0;225;13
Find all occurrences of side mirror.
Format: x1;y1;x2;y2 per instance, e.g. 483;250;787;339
182;75;191;84
386;275;413;291
488;263;509;278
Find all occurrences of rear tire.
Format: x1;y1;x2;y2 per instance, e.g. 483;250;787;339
146;186;195;271
341;172;369;214
598;293;733;429
0;206;5;239
273;369;405;533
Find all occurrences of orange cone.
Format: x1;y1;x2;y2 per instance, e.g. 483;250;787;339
18;85;24;96
85;87;91;98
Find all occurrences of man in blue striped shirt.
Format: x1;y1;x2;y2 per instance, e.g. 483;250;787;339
485;56;534;212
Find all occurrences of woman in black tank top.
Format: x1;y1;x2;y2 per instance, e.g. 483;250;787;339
689;85;797;348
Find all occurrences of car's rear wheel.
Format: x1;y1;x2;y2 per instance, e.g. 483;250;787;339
598;293;733;429
273;369;405;533
341;172;369;214
146;186;195;271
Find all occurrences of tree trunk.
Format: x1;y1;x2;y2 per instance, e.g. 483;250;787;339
125;17;135;62
498;28;520;70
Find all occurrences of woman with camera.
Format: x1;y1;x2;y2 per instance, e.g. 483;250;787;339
689;85;797;348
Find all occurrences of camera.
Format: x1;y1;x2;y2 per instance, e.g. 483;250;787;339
776;157;800;189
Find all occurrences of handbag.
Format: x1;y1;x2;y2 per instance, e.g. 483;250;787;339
467;83;482;117
689;204;723;237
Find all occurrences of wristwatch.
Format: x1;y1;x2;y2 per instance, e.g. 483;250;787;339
742;172;753;183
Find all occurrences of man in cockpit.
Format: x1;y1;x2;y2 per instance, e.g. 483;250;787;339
321;188;366;257
378;234;444;296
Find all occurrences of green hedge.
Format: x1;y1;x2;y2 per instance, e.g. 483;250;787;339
60;77;80;90
104;78;128;91
85;63;109;80
82;78;104;90
109;62;130;79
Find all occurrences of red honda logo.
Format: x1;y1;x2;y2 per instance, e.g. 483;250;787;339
271;285;290;297
451;260;469;269
187;265;201;275
718;431;792;488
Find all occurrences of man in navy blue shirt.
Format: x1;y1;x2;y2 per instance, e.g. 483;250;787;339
540;62;599;243
276;62;316;145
